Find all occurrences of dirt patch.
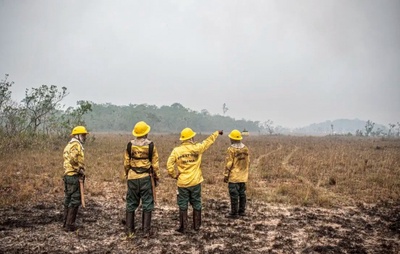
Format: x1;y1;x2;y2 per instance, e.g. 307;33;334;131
0;193;399;254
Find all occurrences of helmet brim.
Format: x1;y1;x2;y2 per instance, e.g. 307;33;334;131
228;134;242;140
132;126;151;137
180;132;196;141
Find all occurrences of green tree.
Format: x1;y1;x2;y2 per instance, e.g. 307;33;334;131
0;74;25;135
0;74;13;113
22;85;68;133
52;100;92;137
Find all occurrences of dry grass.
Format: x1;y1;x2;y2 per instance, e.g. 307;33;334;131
1;133;399;208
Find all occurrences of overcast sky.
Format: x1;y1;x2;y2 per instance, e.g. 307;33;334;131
1;0;399;128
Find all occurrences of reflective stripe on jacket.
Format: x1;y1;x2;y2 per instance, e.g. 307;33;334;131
167;131;219;188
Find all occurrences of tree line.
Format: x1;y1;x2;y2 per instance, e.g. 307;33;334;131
0;74;266;140
83;102;262;134
2;74;398;141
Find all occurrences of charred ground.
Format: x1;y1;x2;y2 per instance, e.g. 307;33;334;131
0;191;399;254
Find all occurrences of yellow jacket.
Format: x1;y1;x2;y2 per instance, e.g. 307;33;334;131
224;143;250;183
124;138;160;180
63;138;85;176
167;131;219;188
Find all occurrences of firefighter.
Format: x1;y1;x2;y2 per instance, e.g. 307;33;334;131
224;129;250;218
63;125;89;232
167;128;223;233
124;121;160;238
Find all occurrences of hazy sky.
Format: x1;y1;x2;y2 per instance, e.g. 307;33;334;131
1;0;399;128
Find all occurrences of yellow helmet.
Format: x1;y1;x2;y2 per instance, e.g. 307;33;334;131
71;126;89;136
132;121;151;137
228;129;242;140
180;127;196;141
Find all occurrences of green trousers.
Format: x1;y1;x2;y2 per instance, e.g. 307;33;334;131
177;184;202;211
126;176;154;213
228;182;246;204
64;175;81;208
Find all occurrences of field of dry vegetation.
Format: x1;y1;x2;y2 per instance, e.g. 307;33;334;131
1;133;399;253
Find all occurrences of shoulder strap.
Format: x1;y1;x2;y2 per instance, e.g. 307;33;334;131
127;141;132;159
127;141;154;163
148;142;154;163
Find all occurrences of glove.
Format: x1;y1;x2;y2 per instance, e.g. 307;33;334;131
78;167;85;175
218;130;223;135
79;174;85;182
224;176;229;183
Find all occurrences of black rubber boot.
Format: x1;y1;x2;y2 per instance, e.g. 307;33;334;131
142;211;152;237
239;197;247;216
65;207;79;232
226;199;239;219
126;211;135;238
176;209;188;233
141;210;144;229
193;209;201;231
63;206;68;228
